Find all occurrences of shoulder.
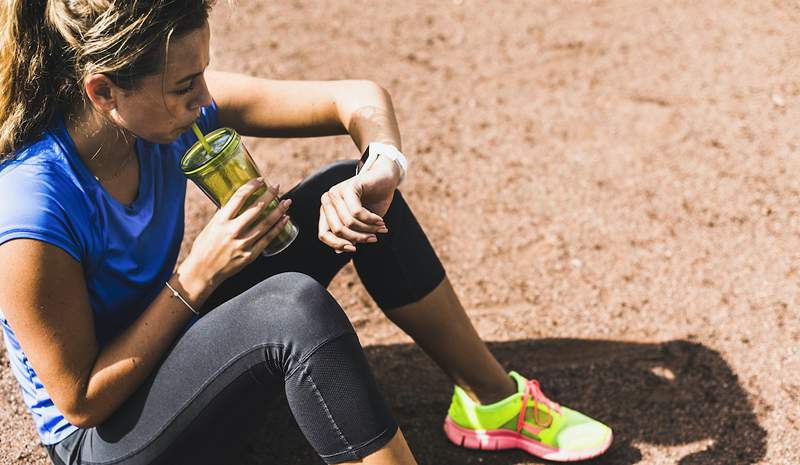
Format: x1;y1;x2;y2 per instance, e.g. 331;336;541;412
0;132;89;261
1;133;84;208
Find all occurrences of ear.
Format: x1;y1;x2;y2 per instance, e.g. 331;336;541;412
84;74;119;112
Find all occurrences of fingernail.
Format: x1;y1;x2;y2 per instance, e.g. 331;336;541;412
256;177;264;183
378;227;389;233
335;250;342;254
282;199;292;208
367;236;378;243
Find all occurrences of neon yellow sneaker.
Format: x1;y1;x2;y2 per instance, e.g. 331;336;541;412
444;371;613;461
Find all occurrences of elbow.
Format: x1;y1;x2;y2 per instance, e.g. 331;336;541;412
372;81;393;102
64;414;99;430
338;80;394;132
59;399;103;429
62;407;101;429
352;79;392;103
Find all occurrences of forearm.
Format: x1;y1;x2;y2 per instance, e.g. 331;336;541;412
74;266;214;427
207;72;402;151
337;84;402;153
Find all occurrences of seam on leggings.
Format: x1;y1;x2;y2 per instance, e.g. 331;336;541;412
382;271;447;312
302;364;354;454
284;330;357;381
320;424;396;462
80;342;285;465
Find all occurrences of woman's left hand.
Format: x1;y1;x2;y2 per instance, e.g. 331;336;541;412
318;157;403;253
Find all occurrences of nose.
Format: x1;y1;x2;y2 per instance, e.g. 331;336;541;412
189;76;214;110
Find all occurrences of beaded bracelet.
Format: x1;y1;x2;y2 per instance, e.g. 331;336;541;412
165;281;200;316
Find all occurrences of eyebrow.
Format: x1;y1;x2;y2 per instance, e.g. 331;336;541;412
175;71;203;86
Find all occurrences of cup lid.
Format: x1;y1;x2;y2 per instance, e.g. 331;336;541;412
180;127;240;175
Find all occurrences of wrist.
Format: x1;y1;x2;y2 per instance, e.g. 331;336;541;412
175;258;216;307
372;155;403;184
356;142;407;185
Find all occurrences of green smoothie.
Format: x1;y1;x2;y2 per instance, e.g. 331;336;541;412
180;127;299;256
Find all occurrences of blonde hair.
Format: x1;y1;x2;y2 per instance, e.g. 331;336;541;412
0;0;214;160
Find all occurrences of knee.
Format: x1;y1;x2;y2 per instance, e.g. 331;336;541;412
247;272;354;345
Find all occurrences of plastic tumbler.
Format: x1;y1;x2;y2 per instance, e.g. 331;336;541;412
180;127;299;256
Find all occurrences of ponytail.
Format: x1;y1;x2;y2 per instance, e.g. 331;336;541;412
0;0;67;160
0;0;215;162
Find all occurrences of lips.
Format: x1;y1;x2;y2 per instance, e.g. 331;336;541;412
180;114;201;133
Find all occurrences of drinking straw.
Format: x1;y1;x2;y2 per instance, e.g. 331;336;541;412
191;123;214;155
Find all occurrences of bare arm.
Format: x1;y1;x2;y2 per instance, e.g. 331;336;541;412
0;178;289;428
205;71;402;153
0;239;211;428
205;71;407;253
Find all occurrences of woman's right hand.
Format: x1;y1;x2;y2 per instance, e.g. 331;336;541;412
178;178;292;298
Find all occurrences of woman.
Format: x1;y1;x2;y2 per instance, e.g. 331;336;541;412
0;1;612;464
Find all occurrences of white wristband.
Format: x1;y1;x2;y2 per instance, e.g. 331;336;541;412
357;142;408;184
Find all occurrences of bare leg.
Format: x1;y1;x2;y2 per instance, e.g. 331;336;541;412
385;276;517;404
342;429;418;465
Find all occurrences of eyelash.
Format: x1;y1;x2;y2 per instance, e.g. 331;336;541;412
175;83;195;95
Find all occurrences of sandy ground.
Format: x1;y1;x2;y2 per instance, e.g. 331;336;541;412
2;1;799;464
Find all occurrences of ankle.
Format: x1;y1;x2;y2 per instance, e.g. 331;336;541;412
465;374;518;405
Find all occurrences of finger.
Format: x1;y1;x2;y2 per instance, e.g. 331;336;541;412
335;190;383;236
320;193;362;244
239;198;292;240
318;205;356;253
318;202;330;242
221;178;267;220
321;230;357;254
318;204;354;252
329;191;376;243
231;187;283;233
251;215;292;255
229;193;277;233
244;207;290;249
341;188;386;228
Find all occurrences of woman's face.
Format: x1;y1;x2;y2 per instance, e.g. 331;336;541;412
111;22;213;144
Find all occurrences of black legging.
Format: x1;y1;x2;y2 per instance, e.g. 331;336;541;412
46;160;446;465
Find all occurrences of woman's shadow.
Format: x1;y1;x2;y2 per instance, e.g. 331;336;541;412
239;339;766;465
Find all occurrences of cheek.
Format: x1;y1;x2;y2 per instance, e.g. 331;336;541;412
161;94;197;119
129;105;174;135
121;92;169;123
145;102;193;135
116;89;196;135
122;100;182;141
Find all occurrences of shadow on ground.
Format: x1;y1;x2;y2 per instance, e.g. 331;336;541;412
239;339;766;465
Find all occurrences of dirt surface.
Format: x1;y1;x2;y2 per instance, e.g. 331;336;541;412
2;1;799;464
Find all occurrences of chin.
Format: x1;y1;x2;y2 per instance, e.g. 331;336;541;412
143;128;188;145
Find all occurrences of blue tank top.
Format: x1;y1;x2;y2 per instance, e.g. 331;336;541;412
0;102;220;445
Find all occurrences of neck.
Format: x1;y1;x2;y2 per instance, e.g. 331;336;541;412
65;108;136;174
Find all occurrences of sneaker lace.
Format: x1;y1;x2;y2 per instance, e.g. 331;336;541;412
516;379;562;433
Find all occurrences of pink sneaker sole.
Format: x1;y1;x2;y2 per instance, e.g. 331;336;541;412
443;416;613;462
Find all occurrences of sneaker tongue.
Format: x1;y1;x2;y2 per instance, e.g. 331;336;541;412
508;371;528;393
